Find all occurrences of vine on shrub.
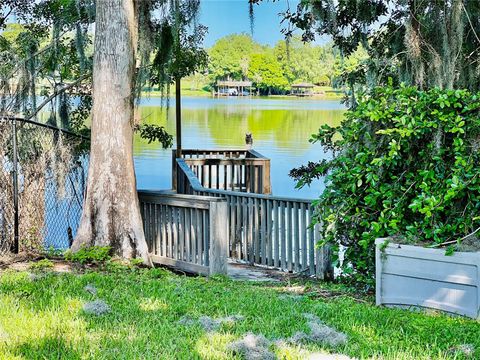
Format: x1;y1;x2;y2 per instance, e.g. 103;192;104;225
291;85;480;286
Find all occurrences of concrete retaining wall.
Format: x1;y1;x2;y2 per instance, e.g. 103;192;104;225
375;238;480;319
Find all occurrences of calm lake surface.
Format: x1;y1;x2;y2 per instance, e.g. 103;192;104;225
135;96;345;199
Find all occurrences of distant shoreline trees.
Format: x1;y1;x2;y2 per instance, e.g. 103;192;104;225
206;33;364;96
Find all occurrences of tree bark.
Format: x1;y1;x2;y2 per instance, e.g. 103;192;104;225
72;0;151;265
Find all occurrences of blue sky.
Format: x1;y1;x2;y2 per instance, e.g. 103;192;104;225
199;0;300;47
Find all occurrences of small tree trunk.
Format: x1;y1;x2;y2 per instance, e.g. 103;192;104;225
73;0;151;265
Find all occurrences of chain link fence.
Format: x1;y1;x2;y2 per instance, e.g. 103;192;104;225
0;116;89;255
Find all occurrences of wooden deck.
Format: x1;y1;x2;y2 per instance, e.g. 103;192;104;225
173;149;271;194
139;149;332;280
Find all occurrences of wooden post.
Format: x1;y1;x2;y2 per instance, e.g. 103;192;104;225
209;199;228;275
175;78;182;158
314;222;333;280
263;159;271;194
172;150;177;191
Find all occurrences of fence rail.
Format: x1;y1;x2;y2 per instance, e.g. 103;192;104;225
175;158;332;279
138;190;228;275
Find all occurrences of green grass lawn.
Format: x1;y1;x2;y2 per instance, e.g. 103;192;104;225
0;265;479;359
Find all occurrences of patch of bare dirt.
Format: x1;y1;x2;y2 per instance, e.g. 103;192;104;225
0;253;75;273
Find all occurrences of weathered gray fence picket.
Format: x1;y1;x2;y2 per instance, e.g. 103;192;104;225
138;191;228;275
175;158;332;279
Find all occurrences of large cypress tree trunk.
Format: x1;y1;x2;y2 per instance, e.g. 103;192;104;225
72;0;151;264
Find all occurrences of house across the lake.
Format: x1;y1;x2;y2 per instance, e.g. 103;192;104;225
214;80;253;97
290;83;314;97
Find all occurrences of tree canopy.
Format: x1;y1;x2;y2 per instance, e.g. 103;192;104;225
208;34;263;81
1;0;206;130
271;0;480;91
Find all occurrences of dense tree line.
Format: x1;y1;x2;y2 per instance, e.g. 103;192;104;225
207;34;365;95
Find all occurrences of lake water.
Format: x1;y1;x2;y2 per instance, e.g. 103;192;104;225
135;96;345;199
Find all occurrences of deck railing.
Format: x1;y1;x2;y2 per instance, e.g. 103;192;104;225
138;190;228;275
175;158;332;279
172;149;271;194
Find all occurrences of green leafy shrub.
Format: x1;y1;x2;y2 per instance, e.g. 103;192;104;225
44;246;64;258
29;259;54;271
64;246;111;264
130;258;145;267
291;85;480;285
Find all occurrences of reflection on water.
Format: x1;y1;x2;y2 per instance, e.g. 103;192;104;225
135;96;345;199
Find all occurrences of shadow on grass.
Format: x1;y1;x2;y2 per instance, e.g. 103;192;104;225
13;336;82;360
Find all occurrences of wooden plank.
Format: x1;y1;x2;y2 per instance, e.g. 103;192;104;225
248;196;254;264
238;164;242;190
184;158;269;166
280;201;286;270
223;164;227;190
266;200;272;266
209;200;228;275
246;164;251;192
171;151;177;191
273;200;279;268
161;204;167;258
139;195;211;210
263;159;271;194
149;203;154;252
179;208;185;261
155;204;160;256
185;208;191;262
294;202;300;272
150;254;209;276
242;196;248;262
191;208;197;264
254;197;260;264
235;192;242;259
230;195;236;257
287;202;293;272
197;209;203;265
208;164;212;188
301;203;307;271
261;199;267;265
166;205;172;258
144;203;149;251
172;207;178;260
240;164;244;191
308;205;315;275
315;223;322;279
203;210;209;266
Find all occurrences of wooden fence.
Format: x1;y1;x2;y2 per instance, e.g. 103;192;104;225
173;149;271;194
138;190;228;275
175;159;332;279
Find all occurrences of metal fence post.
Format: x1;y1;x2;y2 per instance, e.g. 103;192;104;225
11;117;19;254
